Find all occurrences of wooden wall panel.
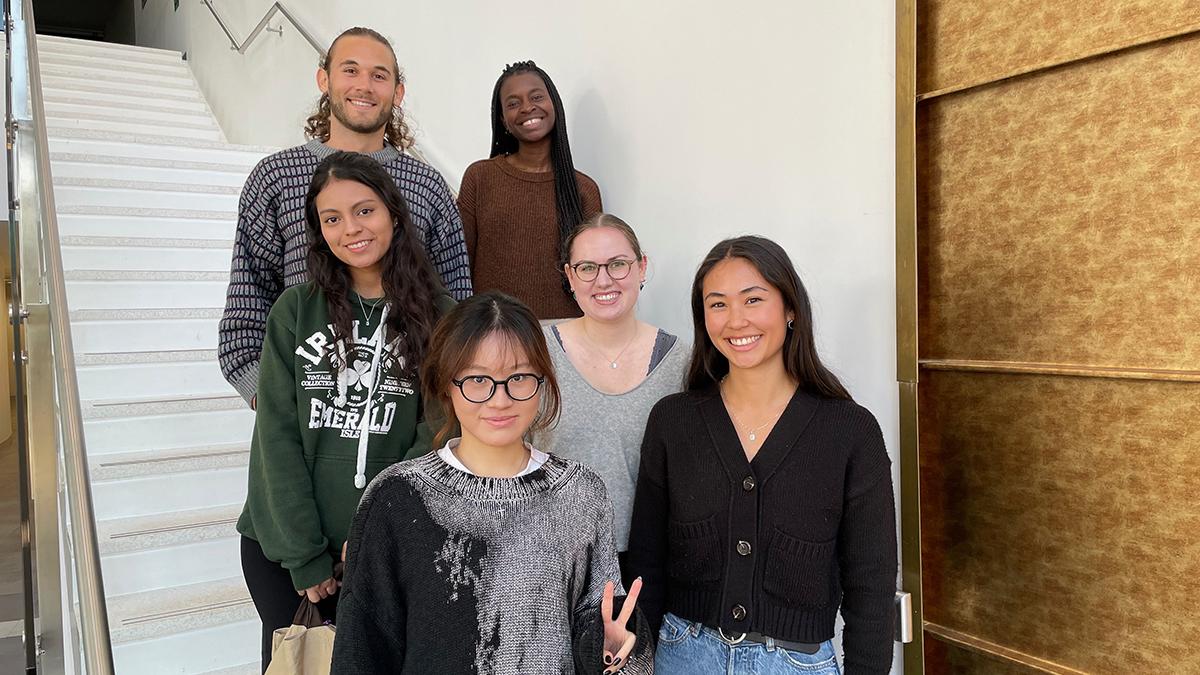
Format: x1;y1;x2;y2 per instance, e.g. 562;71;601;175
918;370;1200;673
916;0;1200;95
917;34;1200;370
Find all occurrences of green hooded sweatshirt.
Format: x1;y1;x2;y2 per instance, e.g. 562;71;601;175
237;282;453;590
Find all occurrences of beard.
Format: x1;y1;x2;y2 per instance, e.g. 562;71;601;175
328;95;393;135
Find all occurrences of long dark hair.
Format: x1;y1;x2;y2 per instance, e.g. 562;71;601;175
685;236;851;400
421;292;561;447
305;151;442;378
489;61;585;275
304;27;413;149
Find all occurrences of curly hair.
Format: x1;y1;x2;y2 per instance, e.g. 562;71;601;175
304;27;414;150
304;151;442;379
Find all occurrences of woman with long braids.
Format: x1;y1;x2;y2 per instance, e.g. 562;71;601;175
459;60;603;320
237;151;453;671
627;236;897;674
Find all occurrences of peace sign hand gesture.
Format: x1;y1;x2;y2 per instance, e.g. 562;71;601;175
600;577;642;674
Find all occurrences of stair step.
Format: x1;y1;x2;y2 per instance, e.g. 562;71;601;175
114;618;260;675
52;156;252;187
76;354;233;401
41;73;199;103
65;272;229;311
62;238;232;272
33;35;186;64
39;62;198;90
46;124;272;156
57;213;236;241
45;99;217;128
92;464;247;520
46;114;224;141
107;576;256;647
200;662;260;675
44;88;211;113
70;307;223;354
83;401;253;455
103;536;243;597
91;444;249;482
54;181;240;213
39;51;192;78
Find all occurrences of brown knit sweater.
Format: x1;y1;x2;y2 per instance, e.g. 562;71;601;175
459;156;602;319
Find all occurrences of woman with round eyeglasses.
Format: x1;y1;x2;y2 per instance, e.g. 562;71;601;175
538;213;689;587
333;292;653;673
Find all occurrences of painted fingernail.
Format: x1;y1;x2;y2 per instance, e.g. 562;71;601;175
604;654;613;665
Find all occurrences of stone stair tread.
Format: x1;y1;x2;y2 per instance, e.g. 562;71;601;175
39;52;190;76
51;151;257;173
57;204;236;220
71;307;223;321
39;64;197;89
65;269;228;281
43;94;210;118
55;176;242;195
31;34;186;61
61;235;234;249
76;349;218;366
97;502;243;555
46;126;276;153
199;663;261;675
91;442;249;482
46;109;219;131
107;576;254;645
82;393;245;420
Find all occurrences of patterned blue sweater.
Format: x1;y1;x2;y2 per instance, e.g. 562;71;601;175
218;140;472;404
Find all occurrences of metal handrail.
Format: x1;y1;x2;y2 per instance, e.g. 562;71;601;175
200;0;324;56
6;0;115;671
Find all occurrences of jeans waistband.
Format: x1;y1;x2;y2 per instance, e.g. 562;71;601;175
705;624;821;654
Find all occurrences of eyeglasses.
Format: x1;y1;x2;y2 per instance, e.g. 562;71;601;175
568;259;635;283
451;373;544;403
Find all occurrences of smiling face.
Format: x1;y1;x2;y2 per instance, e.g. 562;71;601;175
315;177;394;275
450;332;543;453
317;34;405;137
565;226;646;322
499;71;557;145
702;257;795;374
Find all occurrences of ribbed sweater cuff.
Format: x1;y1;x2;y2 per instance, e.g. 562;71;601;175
289;553;334;592
230;362;260;408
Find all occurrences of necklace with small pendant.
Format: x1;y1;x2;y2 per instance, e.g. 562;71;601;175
721;382;788;442
582;323;640;369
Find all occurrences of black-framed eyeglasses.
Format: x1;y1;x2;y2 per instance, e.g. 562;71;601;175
568;258;635;282
451;373;544;403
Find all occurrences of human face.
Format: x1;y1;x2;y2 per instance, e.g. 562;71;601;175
316;178;394;274
565;227;646;322
499;72;556;145
702;257;795;373
317;35;405;137
450;333;542;452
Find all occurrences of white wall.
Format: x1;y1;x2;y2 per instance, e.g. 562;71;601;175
135;0;900;666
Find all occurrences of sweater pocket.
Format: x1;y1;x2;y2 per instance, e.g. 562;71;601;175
762;526;836;608
666;514;721;585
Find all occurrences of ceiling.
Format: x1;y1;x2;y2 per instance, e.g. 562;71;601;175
31;0;126;40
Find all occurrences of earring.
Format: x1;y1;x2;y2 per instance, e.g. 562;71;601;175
639;281;645;290
787;318;794;330
570;290;576;299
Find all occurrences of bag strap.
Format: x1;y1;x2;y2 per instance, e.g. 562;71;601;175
292;598;325;628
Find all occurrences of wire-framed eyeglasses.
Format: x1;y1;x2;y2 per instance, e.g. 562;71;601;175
568;258;635;282
451;373;544;403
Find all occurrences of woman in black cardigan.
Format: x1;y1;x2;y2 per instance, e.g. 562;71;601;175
626;236;896;674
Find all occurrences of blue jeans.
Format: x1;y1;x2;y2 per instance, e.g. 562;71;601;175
655;612;841;674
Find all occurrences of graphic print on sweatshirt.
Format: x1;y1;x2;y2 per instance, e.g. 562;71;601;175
293;319;416;438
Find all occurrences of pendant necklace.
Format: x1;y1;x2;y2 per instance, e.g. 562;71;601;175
356;292;379;326
583;323;640;369
721;383;788;442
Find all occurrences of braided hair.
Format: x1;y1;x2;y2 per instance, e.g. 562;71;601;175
488;61;585;281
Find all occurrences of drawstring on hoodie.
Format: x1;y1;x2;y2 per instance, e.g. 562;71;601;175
331;303;391;490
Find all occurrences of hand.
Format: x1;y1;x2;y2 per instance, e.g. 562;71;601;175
600;577;641;674
297;576;339;603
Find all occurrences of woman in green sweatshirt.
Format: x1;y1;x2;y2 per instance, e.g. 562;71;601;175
236;151;452;670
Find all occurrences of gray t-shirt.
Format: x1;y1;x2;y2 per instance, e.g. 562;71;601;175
538;325;689;549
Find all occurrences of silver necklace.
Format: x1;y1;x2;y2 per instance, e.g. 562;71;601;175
721;383;788;442
582;323;640;369
356;293;379;325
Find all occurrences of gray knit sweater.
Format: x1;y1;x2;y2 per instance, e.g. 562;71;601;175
332;450;653;674
538;327;689;550
218;140;472;405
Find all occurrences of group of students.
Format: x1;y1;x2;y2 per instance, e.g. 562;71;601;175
217;25;897;675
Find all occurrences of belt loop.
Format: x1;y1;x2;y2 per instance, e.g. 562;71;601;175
764;636;775;652
688;619;700;637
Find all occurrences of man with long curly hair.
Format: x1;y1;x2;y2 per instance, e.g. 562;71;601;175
219;27;472;409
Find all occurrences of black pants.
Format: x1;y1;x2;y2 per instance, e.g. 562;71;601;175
240;536;339;673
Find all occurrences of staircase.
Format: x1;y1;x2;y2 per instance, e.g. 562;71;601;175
36;35;270;674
